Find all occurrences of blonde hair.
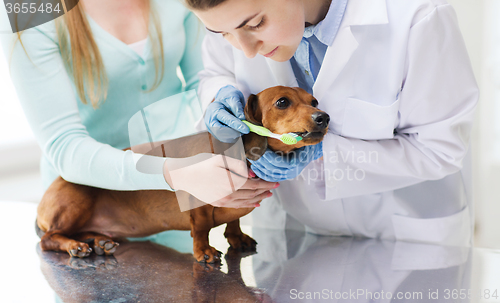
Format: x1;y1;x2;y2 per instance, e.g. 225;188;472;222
17;1;164;109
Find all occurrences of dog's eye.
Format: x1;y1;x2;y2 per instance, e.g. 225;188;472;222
275;97;290;109
311;99;318;107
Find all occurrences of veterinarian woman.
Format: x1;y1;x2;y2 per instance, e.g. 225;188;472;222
188;0;479;246
0;0;277;208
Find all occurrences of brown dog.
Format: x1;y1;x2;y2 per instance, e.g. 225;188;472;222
36;86;330;263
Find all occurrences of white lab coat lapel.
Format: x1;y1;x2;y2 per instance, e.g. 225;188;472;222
313;0;389;101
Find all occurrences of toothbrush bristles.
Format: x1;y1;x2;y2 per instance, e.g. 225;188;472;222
280;134;298;145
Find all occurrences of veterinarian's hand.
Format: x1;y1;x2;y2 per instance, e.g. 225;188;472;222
204;85;250;143
249;142;323;182
164;154;278;208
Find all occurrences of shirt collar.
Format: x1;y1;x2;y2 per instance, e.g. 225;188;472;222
303;0;349;46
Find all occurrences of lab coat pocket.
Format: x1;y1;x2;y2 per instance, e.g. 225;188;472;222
391;206;472;247
341;97;400;140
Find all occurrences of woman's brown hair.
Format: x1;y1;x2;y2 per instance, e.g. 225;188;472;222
184;0;227;10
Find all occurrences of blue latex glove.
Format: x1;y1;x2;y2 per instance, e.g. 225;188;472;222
204;85;250;143
249;142;323;182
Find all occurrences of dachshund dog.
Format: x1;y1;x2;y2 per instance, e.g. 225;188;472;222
36;86;330;263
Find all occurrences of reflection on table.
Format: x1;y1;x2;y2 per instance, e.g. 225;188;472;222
37;227;472;303
39;240;268;303
252;228;471;303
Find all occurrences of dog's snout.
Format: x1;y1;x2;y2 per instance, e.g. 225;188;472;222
312;112;330;129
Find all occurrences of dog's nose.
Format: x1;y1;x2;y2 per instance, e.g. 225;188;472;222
312;112;330;129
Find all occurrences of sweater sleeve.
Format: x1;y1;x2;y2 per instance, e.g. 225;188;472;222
0;24;172;191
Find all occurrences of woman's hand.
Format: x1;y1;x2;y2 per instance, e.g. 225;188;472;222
204;85;250;143
164;153;278;208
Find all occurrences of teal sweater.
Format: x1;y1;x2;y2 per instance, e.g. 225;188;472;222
0;0;204;190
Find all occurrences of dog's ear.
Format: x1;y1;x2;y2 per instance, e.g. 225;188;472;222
244;94;263;126
243;94;267;160
243;132;267;161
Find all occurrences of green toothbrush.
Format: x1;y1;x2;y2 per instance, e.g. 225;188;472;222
242;120;302;145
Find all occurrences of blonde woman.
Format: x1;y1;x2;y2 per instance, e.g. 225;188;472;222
0;0;276;207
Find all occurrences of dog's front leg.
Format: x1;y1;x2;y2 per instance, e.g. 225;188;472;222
190;205;222;263
224;219;257;252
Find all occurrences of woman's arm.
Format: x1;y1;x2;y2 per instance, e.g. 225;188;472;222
321;4;478;200
1;24;171;191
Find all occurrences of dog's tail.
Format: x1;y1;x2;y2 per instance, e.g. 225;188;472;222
35;219;45;238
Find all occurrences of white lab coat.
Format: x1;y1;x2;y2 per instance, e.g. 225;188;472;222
197;0;479;246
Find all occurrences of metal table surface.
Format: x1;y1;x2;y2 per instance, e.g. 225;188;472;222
2;200;500;303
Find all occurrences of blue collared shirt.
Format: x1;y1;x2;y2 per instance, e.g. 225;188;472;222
290;0;348;94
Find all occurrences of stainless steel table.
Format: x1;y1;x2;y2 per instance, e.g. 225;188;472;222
2;201;499;303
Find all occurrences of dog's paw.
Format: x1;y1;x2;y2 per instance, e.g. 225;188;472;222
68;255;119;270
68;242;92;258
93;238;120;256
226;233;257;252
192;260;221;275
93;256;119;270
68;257;94;269
194;246;223;264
